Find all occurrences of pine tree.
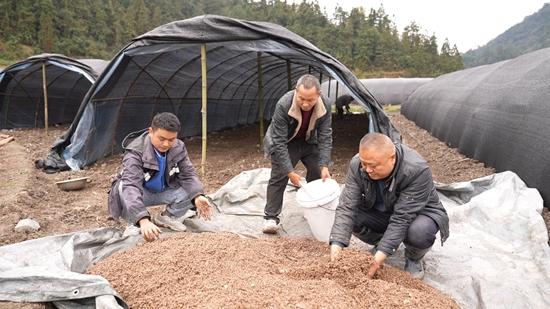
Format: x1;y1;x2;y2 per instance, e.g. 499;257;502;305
37;0;56;52
16;0;37;46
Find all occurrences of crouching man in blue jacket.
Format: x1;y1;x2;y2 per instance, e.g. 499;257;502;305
329;132;449;279
108;112;211;241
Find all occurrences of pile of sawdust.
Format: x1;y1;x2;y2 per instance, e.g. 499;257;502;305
87;232;460;309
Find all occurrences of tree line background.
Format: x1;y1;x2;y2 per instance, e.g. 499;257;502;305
0;0;464;78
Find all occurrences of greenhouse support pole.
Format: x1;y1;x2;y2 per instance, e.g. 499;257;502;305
258;52;264;150
286;60;292;90
201;44;207;175
42;61;49;135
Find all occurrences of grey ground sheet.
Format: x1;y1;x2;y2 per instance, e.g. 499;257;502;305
1;169;549;309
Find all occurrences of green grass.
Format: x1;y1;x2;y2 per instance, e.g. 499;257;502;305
348;104;365;113
0;59;13;69
332;103;366;114
383;104;401;114
333;103;401;114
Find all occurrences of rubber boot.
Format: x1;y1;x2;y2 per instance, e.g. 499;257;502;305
404;244;432;279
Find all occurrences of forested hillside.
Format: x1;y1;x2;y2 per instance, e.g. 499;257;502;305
0;0;463;77
462;3;550;67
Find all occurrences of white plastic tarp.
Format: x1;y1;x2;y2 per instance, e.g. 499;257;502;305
0;169;549;309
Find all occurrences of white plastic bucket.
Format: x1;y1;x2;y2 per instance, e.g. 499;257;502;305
296;178;341;242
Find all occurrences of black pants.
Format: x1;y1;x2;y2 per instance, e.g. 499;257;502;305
264;137;321;224
336;105;349;119
336;106;344;119
353;206;439;250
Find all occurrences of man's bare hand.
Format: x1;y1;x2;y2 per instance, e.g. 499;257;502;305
138;218;162;242
321;166;331;181
367;251;387;278
330;244;343;262
287;171;301;187
194;195;212;220
367;260;381;278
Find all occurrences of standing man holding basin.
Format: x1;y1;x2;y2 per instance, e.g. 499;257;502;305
262;74;333;234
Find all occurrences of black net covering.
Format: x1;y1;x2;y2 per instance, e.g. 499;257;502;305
402;47;550;208
37;15;400;173
0;54;107;129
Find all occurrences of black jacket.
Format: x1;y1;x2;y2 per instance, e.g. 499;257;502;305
329;143;449;256
263;90;332;174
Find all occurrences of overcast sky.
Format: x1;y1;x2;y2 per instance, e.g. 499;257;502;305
307;0;548;53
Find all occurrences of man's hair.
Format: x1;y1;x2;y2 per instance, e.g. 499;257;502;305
151;112;181;132
296;74;321;92
360;132;395;154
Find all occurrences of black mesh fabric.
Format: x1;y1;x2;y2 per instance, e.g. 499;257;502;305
37;15;401;173
402;47;550;208
0;54;108;129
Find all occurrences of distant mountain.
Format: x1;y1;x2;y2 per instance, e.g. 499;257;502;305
462;3;550;68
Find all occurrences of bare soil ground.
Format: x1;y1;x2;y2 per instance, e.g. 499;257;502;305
1;109;549;308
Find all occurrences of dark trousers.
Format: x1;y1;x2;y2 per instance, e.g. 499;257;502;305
353;207;439;250
264;137;321;224
336;107;344;119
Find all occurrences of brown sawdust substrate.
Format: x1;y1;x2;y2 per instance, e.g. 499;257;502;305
87;232;460;309
1;109;549;309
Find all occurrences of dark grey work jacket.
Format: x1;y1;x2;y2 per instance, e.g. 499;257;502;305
108;129;204;225
263;90;333;174
330;144;450;256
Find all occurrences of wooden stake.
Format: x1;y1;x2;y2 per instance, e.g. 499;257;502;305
286;60;291;91
0;136;14;147
201;44;207;175
42;61;49;135
258;52;264;151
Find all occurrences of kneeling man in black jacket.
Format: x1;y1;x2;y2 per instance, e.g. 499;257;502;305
329;132;449;279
